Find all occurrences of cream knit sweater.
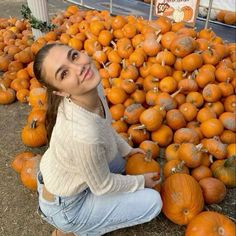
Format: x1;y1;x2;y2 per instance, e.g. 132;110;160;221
40;86;145;197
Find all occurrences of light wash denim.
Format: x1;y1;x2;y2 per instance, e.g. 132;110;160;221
37;154;162;236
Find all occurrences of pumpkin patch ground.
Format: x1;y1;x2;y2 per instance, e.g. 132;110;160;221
0;0;236;236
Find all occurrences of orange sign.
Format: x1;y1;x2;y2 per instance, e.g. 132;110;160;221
155;0;200;26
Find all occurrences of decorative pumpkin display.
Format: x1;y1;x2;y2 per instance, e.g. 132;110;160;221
185;211;236;236
161;173;204;225
1;7;236;231
199;177;226;204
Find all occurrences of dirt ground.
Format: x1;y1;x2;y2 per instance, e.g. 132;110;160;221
0;1;235;236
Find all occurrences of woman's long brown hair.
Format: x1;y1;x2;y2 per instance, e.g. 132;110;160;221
33;43;64;141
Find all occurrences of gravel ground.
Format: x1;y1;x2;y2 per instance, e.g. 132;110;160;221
0;1;235;236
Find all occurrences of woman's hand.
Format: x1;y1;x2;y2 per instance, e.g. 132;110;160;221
125;148;146;159
143;172;162;188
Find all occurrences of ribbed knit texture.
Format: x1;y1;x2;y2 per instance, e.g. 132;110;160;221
40;88;144;196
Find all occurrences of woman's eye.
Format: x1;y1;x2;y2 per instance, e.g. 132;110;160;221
61;70;68;80
72;52;79;61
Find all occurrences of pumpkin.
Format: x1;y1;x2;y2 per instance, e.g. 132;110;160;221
130;89;146;104
161;173;204;225
220;130;236;144
227;143;236;157
145;87;159;106
200;118;224;138
127;124;150;146
16;88;30;103
170;36;196;58
173;128;199;144
151;125;173;147
182;53;203;72
201;137;227;160
224;95;236;113
125;151;161;191
21;120;47;147
179;102;198;122
186;91;204;108
197;107;217;123
11;152;35;173
159;76;177;93
178;77;198;94
137;107;163;132
109;104;125;121
163;160;189;178
123;103;145;124
166;109;186;131
195;69;215;88
199;177;226;204
211;156;236;187
111;120;128;133
204;101;224;117
139;140;159;159
191;165;212;181
178;143;203;168
202;83;222;103
0;84;15;104
107;87;127;105
165;143;180;161
20;154;41;191
143;75;159;92
185;211;236;236
28;87;47;108
219;112;236;132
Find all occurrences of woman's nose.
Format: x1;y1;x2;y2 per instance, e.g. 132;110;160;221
71;63;84;76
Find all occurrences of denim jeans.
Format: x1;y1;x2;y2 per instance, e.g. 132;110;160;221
37;153;162;235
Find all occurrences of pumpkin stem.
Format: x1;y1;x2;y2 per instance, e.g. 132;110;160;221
122;59;126;69
110;40;117;50
209;154;214;163
156;34;162;43
30;119;37;129
196;143;203;151
172;160;185;173
133;124;146;130
161;60;165;67
144;149;152;162
0;83;7;91
183;71;188;77
171;88;182;98
151;78;159;82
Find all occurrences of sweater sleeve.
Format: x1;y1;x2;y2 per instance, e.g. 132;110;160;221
72;142;144;196
111;128;133;157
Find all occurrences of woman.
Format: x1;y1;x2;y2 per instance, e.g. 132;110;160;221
34;43;162;236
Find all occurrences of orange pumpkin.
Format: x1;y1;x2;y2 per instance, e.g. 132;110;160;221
185;211;236;236
11;152;35;173
200;118;224;138
163;160;189;178
165;143;180;161
211;156;236;187
199;177;226;204
161;173;204;225
139;140;159;159
125;151;161;191
21;120;47;147
191;165;212;181
20;155;41;191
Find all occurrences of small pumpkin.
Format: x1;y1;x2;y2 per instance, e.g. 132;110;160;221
163;160;189;179
211;156;236;187
21;120;47;147
11;152;35;173
139;140;159;159
20;154;41;191
191;165;212;181
165;143;180;161
200;118;224;138
199;177;226;204
151;125;173;147
0;84;15;105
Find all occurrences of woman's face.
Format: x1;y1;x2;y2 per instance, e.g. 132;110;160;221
42;45;100;97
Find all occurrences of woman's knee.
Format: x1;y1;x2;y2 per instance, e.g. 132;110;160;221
145;189;163;218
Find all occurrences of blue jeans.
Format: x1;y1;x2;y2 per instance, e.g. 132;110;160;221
37;154;162;236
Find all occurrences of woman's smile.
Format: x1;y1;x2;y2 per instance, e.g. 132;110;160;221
81;65;94;83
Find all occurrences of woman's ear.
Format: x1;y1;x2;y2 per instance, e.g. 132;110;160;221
53;90;70;98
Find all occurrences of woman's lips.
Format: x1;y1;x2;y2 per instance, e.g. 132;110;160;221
82;66;94;82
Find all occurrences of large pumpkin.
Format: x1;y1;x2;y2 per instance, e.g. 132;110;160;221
161;173;204;225
185;211;236;236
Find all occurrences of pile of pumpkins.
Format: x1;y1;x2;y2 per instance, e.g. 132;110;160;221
0;5;235;234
